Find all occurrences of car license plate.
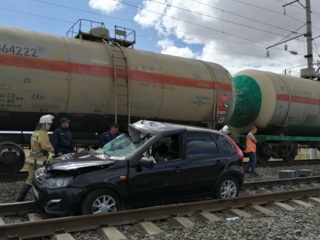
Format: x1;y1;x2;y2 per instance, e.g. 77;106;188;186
33;186;39;200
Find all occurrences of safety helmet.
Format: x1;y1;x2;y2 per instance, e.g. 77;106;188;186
39;114;54;124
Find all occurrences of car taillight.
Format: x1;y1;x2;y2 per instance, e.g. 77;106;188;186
225;135;244;161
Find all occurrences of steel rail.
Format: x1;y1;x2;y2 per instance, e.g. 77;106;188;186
242;175;320;190
0;171;28;182
0;201;41;216
1;187;320;239
256;159;320;167
2;176;319;216
2;175;319;216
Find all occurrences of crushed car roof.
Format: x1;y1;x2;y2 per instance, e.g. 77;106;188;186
131;120;224;136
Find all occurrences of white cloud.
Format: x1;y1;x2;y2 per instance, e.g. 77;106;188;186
88;0;122;14
157;39;196;58
134;0;167;31
133;0;320;75
83;0;320;75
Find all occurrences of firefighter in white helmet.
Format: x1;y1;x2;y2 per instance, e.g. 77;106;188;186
16;114;54;202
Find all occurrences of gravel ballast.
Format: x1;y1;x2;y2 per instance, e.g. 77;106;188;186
2;164;320;239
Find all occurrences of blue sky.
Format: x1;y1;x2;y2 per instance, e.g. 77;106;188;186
0;0;319;75
0;0;162;52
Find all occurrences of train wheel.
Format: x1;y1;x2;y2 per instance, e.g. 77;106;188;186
256;142;271;163
282;145;297;162
282;154;295;162
0;142;25;175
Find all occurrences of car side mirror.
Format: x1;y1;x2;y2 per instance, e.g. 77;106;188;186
139;157;155;168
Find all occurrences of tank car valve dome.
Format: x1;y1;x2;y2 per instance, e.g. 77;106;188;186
39;114;54;124
90;27;110;39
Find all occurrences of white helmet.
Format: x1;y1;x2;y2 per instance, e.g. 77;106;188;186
39;114;54;124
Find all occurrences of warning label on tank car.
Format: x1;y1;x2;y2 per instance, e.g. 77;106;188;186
218;118;225;123
218;111;226;115
0;91;24;109
138;82;175;90
137;65;161;73
192;95;211;105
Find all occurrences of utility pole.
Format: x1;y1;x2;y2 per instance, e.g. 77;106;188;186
267;0;316;79
302;0;315;79
283;0;315;78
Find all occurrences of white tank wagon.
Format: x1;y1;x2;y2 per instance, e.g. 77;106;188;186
228;69;320;163
0;20;233;174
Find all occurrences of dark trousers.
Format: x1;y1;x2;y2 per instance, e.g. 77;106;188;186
245;152;257;173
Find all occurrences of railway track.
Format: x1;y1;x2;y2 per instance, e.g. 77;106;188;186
257;159;320;167
2;175;319;216
241;175;320;190
2;176;320;239
0;171;28;183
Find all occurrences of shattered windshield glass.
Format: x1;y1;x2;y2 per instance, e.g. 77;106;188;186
102;127;153;158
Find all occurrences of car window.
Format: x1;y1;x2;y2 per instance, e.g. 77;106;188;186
150;134;181;163
216;134;235;155
186;133;218;160
103;133;153;158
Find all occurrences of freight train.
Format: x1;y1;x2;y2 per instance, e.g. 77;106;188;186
0;19;233;175
0;19;318;174
228;69;320;163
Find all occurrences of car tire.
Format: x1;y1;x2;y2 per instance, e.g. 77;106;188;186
81;189;121;214
214;175;239;199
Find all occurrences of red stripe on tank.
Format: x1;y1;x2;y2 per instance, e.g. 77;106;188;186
277;94;289;101
0;54;113;76
291;96;320;105
130;70;231;91
277;94;320;105
0;54;231;90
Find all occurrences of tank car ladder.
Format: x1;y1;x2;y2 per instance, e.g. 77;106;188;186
104;40;130;124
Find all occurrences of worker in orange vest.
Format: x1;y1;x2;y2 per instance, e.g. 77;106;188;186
244;126;258;175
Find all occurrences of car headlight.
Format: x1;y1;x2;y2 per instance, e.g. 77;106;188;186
44;177;73;189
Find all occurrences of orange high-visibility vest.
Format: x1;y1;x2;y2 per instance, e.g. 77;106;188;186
245;133;256;153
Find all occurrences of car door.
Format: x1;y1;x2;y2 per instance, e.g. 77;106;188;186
128;134;186;206
184;132;226;196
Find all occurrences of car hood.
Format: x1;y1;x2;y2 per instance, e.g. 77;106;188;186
46;151;115;171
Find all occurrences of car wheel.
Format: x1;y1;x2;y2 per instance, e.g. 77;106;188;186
81;189;121;215
214;175;239;199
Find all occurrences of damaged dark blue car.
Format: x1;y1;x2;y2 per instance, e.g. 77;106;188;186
33;120;244;216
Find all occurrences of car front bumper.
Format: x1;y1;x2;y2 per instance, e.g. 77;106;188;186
33;182;86;216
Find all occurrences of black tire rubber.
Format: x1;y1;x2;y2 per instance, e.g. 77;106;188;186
214;175;240;199
81;189;121;215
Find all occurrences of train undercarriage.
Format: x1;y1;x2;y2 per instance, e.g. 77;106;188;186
2;129;320;174
240;135;320;164
256;141;298;163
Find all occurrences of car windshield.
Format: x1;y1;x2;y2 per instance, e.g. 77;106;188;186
102;127;153;158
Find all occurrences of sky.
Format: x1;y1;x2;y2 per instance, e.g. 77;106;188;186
0;0;319;76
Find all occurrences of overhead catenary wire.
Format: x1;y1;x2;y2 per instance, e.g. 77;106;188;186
131;0;320;52
0;0;317;70
32;0;319;50
145;0;303;37
189;0;306;34
232;0;320;31
34;0;270;47
31;0;320;52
